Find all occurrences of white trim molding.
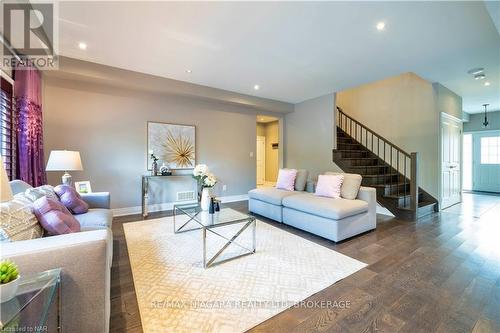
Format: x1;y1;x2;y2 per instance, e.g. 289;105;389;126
112;194;249;217
1;69;14;84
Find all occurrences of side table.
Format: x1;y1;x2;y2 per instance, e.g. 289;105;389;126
0;268;61;332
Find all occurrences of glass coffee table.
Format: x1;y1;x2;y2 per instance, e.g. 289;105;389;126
0;268;61;332
173;203;256;268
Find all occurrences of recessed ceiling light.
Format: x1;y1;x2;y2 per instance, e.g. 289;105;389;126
185;69;192;73
254;84;260;90
474;73;486;80
484;81;491;86
260;118;264;121
78;42;87;50
467;67;484;75
376;22;386;31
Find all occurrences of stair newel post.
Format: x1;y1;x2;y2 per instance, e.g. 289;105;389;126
410;152;419;212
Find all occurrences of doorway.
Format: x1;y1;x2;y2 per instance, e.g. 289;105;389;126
441;113;462;209
463;130;500;193
256;115;279;187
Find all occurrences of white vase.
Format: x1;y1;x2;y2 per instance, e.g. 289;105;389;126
0;275;21;303
201;187;212;211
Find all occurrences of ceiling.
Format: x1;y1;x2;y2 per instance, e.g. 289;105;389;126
55;1;500;114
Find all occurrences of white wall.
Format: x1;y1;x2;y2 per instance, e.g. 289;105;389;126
284;93;340;178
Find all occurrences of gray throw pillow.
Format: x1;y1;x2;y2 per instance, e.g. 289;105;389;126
325;172;362;200
294;169;309;191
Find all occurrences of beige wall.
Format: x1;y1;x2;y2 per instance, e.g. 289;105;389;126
337;73;463;201
256;123;266;136
285;93;339;179
43;76;261;210
256;121;279;182
264;121;279;182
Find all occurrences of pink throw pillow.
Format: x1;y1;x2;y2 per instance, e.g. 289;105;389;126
276;169;297;191
33;197;81;235
54;185;89;214
315;174;344;198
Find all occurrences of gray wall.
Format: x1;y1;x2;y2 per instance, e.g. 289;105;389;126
284;93;340;178
433;83;463;120
43;77;260;211
464;111;500;132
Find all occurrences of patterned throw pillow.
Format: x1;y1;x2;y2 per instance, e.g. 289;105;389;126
24;185;59;202
0;199;43;242
33;197;81;235
54;185;89;214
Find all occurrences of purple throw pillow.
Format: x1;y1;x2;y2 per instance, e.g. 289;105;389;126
54;185;89;214
33;197;81;235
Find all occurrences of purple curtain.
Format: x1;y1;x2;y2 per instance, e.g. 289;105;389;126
14;65;47;186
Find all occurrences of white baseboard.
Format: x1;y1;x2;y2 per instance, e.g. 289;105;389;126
112;194;249;217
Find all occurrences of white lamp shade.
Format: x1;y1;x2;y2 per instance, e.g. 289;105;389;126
0;156;14;203
46;150;83;171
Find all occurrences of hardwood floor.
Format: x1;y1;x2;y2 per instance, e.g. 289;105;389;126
110;194;500;333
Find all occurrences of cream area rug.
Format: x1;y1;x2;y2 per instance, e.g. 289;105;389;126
124;215;366;333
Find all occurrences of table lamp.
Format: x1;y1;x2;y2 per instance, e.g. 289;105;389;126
46;150;83;186
0;156;14;203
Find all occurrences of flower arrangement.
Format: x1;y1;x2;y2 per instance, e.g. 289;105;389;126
203;173;217;187
192;164;217;188
149;150;159;175
149;150;159;163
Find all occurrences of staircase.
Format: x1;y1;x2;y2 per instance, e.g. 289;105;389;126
333;107;438;220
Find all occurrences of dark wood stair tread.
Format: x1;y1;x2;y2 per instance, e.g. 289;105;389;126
350;165;387;169
398;201;436;211
362;173;399;177
384;193;423;200
333;124;438;221
340;157;378;160
371;183;410;188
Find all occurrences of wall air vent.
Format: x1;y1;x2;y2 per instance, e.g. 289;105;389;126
176;191;196;201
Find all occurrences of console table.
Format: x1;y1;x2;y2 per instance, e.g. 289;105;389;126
141;174;194;217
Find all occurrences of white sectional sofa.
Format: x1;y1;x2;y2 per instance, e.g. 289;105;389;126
248;172;376;242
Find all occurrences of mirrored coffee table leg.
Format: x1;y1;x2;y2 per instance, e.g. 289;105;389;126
203;217;256;268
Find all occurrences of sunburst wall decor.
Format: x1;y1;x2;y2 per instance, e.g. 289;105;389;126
147;122;196;170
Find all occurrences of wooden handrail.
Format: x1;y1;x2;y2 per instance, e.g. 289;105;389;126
337;106;411;158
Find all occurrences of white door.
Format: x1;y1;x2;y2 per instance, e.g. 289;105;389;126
473;131;500;193
256;136;266;185
441;114;462;209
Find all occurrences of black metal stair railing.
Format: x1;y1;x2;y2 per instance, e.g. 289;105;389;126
336;106;419;211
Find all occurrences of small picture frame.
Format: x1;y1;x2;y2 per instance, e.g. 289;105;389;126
75;181;92;194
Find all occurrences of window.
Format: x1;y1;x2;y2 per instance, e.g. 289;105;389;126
1;77;16;179
480;136;500;164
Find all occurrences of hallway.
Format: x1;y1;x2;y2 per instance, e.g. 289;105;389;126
443;192;500;219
